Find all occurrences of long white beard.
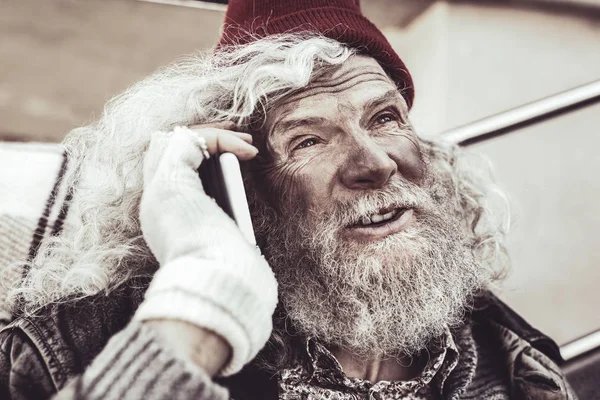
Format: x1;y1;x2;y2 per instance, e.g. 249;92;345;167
252;174;491;359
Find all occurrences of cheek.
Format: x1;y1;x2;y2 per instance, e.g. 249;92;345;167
266;156;334;213
264;158;311;211
386;134;426;183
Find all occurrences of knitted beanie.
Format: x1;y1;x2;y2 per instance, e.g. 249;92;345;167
218;0;415;109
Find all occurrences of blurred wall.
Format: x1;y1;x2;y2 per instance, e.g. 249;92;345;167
1;0;599;345
0;0;223;142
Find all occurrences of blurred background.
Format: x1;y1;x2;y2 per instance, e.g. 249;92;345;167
1;0;599;362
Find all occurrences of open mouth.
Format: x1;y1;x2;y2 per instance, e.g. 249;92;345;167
345;207;415;241
356;207;405;227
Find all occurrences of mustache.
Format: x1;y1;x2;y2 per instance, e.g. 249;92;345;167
313;179;433;228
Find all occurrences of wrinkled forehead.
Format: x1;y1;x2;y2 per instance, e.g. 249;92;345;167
263;55;405;136
307;54;393;91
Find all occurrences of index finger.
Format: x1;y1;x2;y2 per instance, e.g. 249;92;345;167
189;121;238;132
188;122;253;144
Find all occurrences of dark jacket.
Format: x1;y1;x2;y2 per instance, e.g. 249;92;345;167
0;278;576;400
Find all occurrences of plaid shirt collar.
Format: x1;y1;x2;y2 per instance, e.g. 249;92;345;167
279;327;460;399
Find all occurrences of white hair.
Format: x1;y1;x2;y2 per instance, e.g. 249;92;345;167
6;33;355;315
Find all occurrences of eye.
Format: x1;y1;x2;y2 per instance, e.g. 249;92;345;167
294;138;318;150
375;112;399;125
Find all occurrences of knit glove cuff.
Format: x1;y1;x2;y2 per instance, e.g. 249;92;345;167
134;254;277;376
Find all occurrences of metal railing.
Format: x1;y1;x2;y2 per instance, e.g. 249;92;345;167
443;79;600;146
561;329;600;361
443;78;600;362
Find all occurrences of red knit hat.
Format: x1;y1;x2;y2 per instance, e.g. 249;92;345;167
218;0;415;109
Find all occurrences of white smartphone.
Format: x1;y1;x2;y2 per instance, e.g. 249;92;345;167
198;153;256;246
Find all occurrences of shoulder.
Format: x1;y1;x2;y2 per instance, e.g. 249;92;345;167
0;276;151;396
469;292;578;399
471;291;562;363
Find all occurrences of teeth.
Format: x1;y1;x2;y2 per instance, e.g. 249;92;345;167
371;213;384;223
382;210;396;220
359;209;399;226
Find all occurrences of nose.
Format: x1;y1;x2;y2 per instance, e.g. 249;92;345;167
340;138;397;190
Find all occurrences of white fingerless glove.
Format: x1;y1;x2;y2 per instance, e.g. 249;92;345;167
133;128;278;376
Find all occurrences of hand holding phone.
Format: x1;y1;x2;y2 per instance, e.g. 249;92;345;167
139;125;277;376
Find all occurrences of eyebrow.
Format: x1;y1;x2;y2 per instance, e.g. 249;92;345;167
272;116;327;138
364;88;404;112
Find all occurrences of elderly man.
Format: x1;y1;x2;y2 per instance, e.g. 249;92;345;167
0;0;575;399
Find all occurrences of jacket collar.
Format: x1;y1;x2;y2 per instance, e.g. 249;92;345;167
471;292;563;365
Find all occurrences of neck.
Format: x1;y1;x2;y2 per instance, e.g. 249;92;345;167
328;346;424;382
